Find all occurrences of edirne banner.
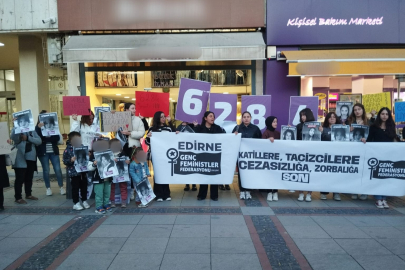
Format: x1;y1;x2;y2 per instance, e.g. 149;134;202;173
151;133;241;184
238;139;405;196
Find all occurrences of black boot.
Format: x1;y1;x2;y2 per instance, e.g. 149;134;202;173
191;184;197;191
184;184;190;191
219;185;225;190
225;185;231;190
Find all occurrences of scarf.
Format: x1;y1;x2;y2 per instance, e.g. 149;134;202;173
265;116;277;131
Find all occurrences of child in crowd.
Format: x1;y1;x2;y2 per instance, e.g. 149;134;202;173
110;138;131;208
129;147;151;208
88;138;112;214
63;132;90;211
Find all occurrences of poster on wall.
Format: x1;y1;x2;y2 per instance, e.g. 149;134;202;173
302;122;321;141
95;72;137;87
281;125;297;140
152;71;176;87
331;125;350;142
289;96;319;126
39;113;60;136
339;94;362;104
135;92;169;117
12;110;35;134
363;92;391;114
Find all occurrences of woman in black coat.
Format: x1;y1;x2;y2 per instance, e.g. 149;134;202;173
194;111;225;201
0;154;10;210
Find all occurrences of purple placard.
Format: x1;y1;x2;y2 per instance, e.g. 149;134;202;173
241;95;272;131
175;78;211;124
209;93;237;124
289;96;319;126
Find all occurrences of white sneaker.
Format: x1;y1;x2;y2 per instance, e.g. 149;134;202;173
272;192;278;201
165;197;172;201
245;191;252;200
375;200;384;209
60;187;66;195
351;194;358;200
333;194;341;201
298;193;304;201
130;193;135;201
46;188;52;196
157;198;163;202
73;202;84;211
82;201;90;209
267;192;272;201
240;191;246;200
359;194;368;201
320;194;327;200
382;200;389;209
305;193;312;202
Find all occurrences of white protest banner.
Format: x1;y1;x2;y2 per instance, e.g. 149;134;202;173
151;132;241;184
238;139;405;196
0;122;12;155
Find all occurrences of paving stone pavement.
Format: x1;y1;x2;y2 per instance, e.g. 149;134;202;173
1;177;405;270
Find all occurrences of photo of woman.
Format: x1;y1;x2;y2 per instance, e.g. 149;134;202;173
13;110;35;134
302;122;321;141
39;113;60;136
331;125;350;141
74;147;89;172
94;150;119;179
281;126;297;140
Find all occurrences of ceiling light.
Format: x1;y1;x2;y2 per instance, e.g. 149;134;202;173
0;43;4;46
223;92;229;94
116;94;121;96
132;98;135;100
124;96;129;98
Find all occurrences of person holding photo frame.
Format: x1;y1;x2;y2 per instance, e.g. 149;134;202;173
36;110;65;196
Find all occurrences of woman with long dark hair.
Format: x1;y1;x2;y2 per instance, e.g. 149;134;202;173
262;116;281;201
146;111;174;201
36;110;65;196
233;111;262;200
319;112;342;201
362;107;398;209
296;108;317;202
195;111;225;201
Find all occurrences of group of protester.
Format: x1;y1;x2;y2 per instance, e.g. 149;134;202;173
0;101;398;212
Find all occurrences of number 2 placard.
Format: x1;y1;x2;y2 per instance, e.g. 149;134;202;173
209;93;237;126
241;95;272;131
176;78;211;124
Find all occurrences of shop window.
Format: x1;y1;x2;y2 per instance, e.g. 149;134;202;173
0;70;15;92
95;71;138;87
151;70;250;88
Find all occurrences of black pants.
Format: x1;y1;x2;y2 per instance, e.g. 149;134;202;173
153;178;171;200
14;160;36;200
71;173;88;204
0;187;3;208
198;185;218;200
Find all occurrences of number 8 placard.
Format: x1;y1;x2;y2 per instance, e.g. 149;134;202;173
176;78;211;124
241;95;272;131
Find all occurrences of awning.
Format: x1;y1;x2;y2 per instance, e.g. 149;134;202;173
63;33;265;63
282;49;405;76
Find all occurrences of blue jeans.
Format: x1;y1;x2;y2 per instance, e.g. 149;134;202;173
38;154;64;188
374;195;386;200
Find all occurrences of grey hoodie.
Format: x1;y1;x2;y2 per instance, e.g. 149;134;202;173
10;128;42;168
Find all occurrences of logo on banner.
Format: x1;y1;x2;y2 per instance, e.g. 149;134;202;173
368;158;405;180
166;142;222;176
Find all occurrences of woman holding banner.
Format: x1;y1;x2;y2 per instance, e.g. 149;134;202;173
319;112;342;201
195;111;225;201
233;111;262;200
362;107;398;209
348;103;369;201
262;116;281;202
146;111;174;202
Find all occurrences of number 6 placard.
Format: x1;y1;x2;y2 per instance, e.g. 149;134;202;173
176;78;211;124
241;95;272;131
209;93;237;126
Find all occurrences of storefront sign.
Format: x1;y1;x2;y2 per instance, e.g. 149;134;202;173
151;133;241;184
329;93;339;101
241;95;272;131
135;92;169;117
289;96;319;126
395;102;405;122
239;139;405;196
363;92;391;114
209;93;237;126
176;78;211;124
62;96;91;116
267;0;405;45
